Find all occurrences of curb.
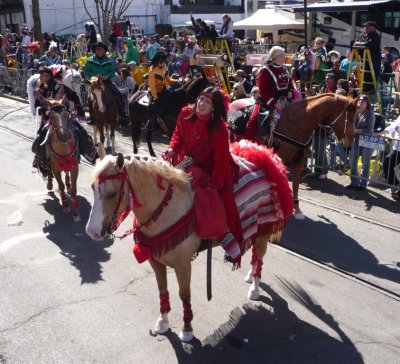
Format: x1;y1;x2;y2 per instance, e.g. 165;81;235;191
0;93;29;104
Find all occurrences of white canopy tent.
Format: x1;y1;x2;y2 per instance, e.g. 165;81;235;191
233;9;304;31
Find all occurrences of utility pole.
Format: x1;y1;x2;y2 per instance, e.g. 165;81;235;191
32;0;42;40
304;0;308;47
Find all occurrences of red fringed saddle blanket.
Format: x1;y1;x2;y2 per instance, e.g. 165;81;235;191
218;141;294;257
133;141;293;263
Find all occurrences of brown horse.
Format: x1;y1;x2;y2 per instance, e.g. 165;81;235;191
271;93;358;219
129;75;209;156
45;103;81;222
88;77;119;154
86;141;293;342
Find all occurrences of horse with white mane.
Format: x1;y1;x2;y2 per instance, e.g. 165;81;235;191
86;141;293;342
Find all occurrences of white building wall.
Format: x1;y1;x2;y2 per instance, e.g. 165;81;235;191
23;0;163;36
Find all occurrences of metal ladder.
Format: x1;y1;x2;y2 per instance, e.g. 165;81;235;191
347;46;381;111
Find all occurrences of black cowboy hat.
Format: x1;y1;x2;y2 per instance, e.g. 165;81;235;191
151;52;168;66
38;66;53;77
95;41;108;51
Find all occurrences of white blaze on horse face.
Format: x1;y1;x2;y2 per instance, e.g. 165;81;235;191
56;113;65;136
93;88;106;113
86;181;104;240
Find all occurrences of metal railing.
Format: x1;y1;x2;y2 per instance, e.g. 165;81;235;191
310;125;400;192
0;66;31;98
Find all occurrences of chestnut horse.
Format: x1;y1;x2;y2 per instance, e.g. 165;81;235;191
271;93;358;219
88;76;119;154
45;103;81;222
86;141;293;342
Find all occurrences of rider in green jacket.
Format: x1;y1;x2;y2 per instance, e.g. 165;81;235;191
84;42;126;122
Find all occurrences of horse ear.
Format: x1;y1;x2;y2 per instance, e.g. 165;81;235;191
116;153;125;170
98;143;106;160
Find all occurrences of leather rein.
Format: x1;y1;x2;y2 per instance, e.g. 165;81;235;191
97;166;174;238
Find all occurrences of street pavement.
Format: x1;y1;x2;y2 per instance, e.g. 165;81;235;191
0;96;399;363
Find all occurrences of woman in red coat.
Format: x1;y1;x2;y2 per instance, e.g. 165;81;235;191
245;46;295;142
163;87;244;263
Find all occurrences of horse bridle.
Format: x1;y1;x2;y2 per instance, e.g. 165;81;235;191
97;166;174;238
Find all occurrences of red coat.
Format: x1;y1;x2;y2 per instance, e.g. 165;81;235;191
169;106;237;189
169;106;243;247
245;63;294;142
258;63;294;109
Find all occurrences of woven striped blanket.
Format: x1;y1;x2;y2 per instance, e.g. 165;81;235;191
218;155;286;257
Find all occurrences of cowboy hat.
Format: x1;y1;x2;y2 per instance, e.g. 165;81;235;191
38;66;53;77
151;52;168;66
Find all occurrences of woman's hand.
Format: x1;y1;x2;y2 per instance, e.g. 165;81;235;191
162;148;174;161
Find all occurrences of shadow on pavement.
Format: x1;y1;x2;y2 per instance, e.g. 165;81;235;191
41;192;113;284
302;176;400;214
163;283;362;364
281;214;400;286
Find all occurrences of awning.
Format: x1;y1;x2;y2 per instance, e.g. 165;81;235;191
292;0;393;13
233;9;304;31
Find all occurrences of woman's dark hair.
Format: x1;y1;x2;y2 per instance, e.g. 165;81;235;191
120;67;130;80
359;94;371;110
190;87;229;132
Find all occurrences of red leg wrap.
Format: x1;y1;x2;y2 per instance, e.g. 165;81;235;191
71;199;78;209
250;246;258;266
160;291;171;314
253;259;263;279
60;192;67;202
183;303;193;324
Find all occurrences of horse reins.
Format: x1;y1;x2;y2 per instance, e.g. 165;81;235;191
98;166;174;239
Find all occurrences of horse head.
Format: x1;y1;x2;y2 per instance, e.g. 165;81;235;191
63;68;83;96
89;76;106;113
183;73;209;103
330;94;359;147
47;99;70;140
86;149;130;240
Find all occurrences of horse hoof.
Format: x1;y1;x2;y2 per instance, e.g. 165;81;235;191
47;182;53;191
179;330;194;342
247;287;260;301
73;214;81;222
294;211;305;220
154;316;169;334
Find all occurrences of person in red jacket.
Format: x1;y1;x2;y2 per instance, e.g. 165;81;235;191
163;87;244;263
245;46;295;142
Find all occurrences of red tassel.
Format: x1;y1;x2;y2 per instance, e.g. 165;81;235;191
254;259;263;279
132;243;151;264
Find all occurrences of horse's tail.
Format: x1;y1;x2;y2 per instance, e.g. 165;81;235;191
230;140;294;220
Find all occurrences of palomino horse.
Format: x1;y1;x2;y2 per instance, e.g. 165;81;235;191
88;76;119;154
271;93;359;219
45;103;81;222
129;75;209;156
86;141;293;342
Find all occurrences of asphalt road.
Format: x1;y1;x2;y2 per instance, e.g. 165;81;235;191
0;96;399;364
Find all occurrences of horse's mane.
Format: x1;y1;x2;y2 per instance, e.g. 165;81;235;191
284;93;350;113
92;154;190;186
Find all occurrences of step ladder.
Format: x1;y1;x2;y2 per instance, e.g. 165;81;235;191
200;38;235;73
347;46;381;111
